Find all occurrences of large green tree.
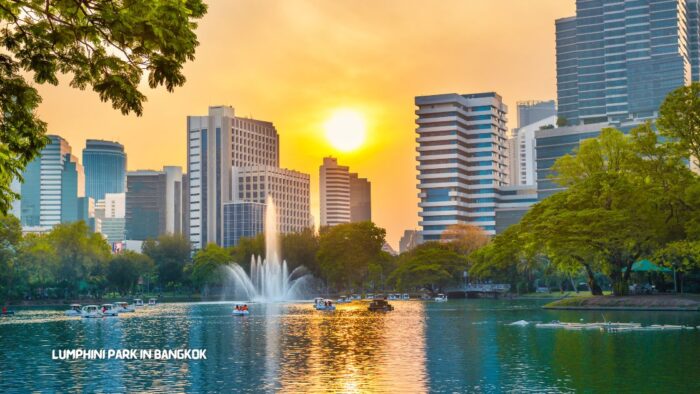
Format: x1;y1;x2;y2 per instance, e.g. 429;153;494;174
389;242;468;292
191;243;231;288
0;213;22;299
107;251;154;295
281;228;319;274
317;221;386;290
142;234;191;289
0;0;207;213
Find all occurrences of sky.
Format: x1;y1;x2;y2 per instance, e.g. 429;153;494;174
33;0;575;249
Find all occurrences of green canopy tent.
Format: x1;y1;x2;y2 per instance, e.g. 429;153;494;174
623;260;675;292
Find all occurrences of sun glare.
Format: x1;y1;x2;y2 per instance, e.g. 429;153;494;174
324;109;367;152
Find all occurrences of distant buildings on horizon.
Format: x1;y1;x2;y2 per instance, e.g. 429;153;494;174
319;157;372;227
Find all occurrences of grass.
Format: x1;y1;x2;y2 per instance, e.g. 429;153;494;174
544;294;700;310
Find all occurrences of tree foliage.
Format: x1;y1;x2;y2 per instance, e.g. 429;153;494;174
389;242;468;292
0;0;207;213
107;251;154;295
142;234;191;289
317;222;386;290
191;243;231;287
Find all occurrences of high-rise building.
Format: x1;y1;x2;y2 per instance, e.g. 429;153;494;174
415;93;509;239
232;117;279;167
125;167;184;241
95;193;125;243
516;100;556;128
556;0;699;126
508;115;558;186
349;173;371;222
125;170;166;240
182;173;190;240
20;135;87;229
232;166;311;234
223;202;266;247
60;153;85;223
82;140;126;202
319;157;372;227
319;157;350;226
187;106;234;249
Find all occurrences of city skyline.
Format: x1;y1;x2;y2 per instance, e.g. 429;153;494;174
27;0;575;247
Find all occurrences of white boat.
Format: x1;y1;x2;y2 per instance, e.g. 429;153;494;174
147;298;157;306
388;294;398;300
350;294;361;300
402;293;410;300
232;305;249;316
133;299;144;307
65;304;82;316
81;305;103;318
101;304;119;317
336;296;350;304
114;302;135;313
435;294;448;302
365;293;374;300
313;297;336;311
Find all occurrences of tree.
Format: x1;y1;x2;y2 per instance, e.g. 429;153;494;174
389;242;468;292
230;234;264;272
0;214;22;300
0;0;207;213
440;223;490;255
654;240;700;293
281;228;319;274
142;234;191;289
657;82;700;167
191;243;231;288
317;222;386;290
16;232;58;298
107;251;154;295
556;116;568;127
46;221;111;298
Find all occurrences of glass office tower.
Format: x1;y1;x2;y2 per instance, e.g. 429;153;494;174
83;140;126;203
556;0;700;126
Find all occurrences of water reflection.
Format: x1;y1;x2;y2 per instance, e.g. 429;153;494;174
1;301;699;392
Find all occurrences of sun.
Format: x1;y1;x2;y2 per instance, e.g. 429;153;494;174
323;109;367;152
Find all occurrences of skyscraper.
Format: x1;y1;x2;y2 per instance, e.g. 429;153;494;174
556;0;699;126
232;117;279;167
349;173;371;222
125;170;167;240
509;115;557;186
516;100;556;128
187;106;234;249
223;202;266;247
82;139;126;202
415;93;509;239
20;135;87;229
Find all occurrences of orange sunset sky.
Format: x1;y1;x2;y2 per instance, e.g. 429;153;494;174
32;0;575;249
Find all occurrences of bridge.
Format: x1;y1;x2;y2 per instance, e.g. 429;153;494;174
445;284;511;298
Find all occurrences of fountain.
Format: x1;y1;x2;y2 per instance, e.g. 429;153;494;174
222;195;312;302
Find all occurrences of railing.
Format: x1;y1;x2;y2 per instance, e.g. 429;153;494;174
449;284;511;293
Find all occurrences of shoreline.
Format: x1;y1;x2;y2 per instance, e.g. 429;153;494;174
543;295;700;312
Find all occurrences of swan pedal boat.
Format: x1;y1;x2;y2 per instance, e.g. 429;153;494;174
313;298;336;311
65;304;82;316
81;305;103;318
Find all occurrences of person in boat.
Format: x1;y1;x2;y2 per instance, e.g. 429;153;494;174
102;305;107;313
235;305;239;311
2;306;6;314
243;305;248;311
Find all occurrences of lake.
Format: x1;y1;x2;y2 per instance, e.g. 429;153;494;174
1;299;699;393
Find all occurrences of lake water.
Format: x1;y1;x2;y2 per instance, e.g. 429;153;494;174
1;299;699;393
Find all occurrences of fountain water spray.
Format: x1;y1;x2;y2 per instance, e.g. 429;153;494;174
222;195;311;301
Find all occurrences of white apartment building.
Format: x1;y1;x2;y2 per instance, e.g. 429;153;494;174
319;157;351;226
508;115;557;186
188;106;234;249
232;117;279;167
232;166;311;234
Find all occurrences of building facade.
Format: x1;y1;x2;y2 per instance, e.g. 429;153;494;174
223;202;266;247
187;106;234;249
415;93;508;239
509;115;558;186
319;157;351;226
125;170;167;240
516;100;557;128
232;117;279;168
399;229;423;254
20;135;88;229
349;173;371;222
95;192;125;243
232;166;311;234
556;0;699;126
82;139;126;202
